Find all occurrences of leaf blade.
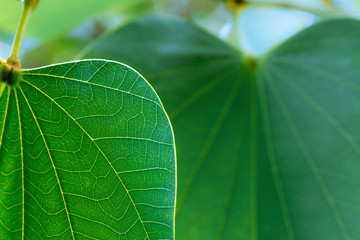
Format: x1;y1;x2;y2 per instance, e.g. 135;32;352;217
0;59;176;239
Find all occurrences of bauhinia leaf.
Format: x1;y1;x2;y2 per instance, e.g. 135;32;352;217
0;59;176;239
81;16;360;239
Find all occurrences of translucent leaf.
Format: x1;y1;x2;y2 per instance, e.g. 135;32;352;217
0;59;176;239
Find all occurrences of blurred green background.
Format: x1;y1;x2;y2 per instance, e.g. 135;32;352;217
0;0;359;64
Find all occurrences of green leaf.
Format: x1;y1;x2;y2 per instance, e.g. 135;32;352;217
0;59;176;239
81;16;360;239
0;0;144;38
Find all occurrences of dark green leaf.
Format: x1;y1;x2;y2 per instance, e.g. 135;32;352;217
0;59;176;239
82;16;360;239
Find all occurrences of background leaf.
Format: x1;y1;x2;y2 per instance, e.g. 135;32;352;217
0;59;176;239
80;16;360;239
259;18;360;239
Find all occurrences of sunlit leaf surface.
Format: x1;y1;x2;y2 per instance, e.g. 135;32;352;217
0;59;176;239
82;16;360;239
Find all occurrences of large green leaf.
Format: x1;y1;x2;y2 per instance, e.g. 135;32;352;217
81;16;360;239
0;59;176;239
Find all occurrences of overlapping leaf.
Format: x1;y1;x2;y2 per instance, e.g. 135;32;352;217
80;16;360;239
0;59;176;239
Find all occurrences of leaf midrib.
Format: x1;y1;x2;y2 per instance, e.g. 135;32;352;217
0;87;21;236
175;68;244;218
14;89;25;240
267;65;351;239
18;86;76;240
270;63;360;155
21;78;151;239
258;70;296;240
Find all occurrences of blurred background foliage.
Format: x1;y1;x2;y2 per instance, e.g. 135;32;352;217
0;0;359;65
2;0;360;239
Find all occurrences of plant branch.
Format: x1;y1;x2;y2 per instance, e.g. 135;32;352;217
245;0;344;16
6;0;39;69
225;0;355;17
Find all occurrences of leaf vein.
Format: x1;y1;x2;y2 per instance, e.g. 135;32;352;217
21;78;151;239
18;87;76;240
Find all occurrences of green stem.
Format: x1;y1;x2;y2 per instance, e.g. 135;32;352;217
6;2;36;69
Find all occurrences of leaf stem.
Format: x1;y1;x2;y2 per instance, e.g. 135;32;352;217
6;0;39;69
